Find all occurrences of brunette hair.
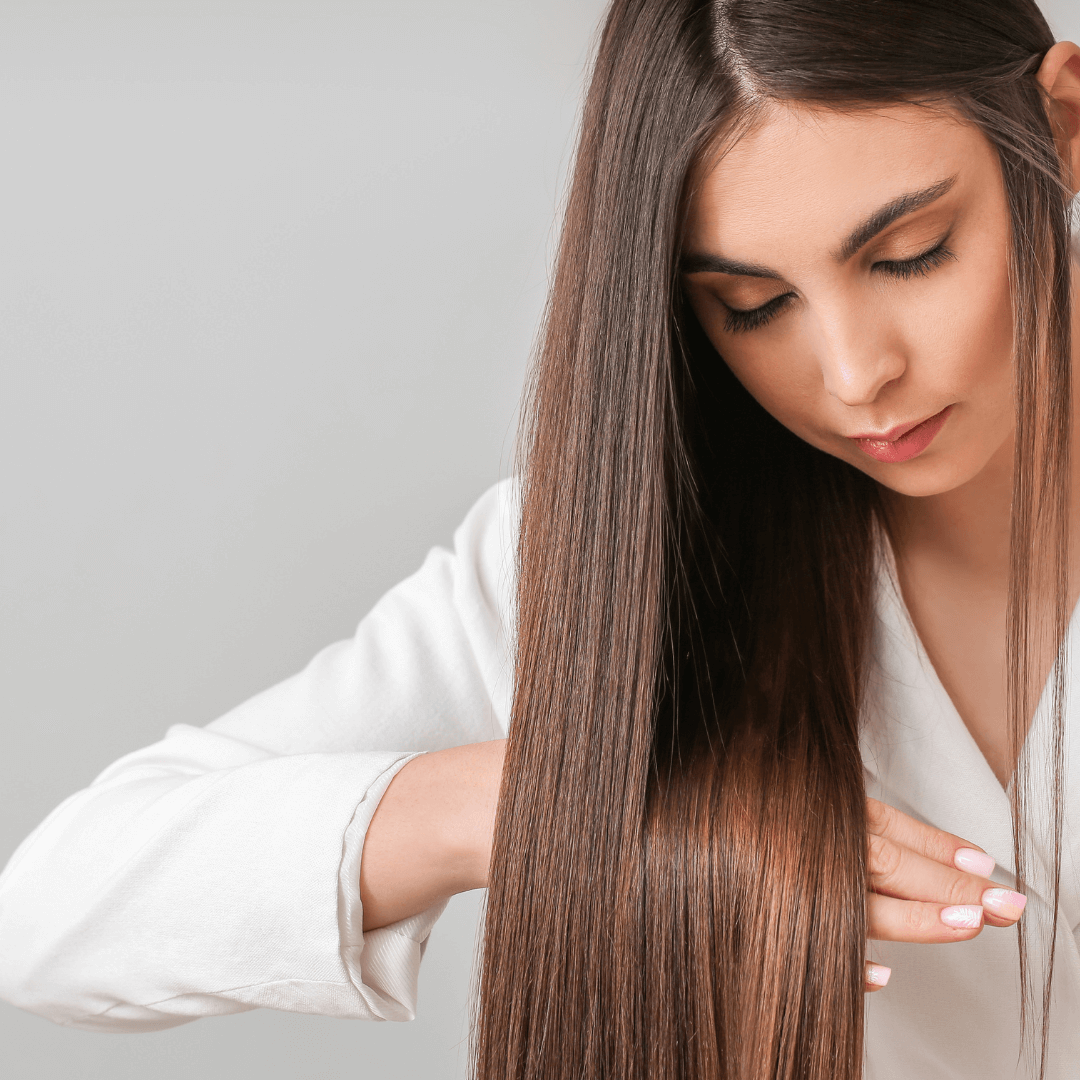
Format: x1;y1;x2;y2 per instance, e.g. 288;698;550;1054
477;2;1073;1078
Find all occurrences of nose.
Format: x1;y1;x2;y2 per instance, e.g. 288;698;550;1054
814;310;906;407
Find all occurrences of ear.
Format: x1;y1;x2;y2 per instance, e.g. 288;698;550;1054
1036;41;1080;194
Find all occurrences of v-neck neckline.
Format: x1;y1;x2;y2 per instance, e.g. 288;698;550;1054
865;542;1080;921
864;544;1021;876
882;531;1080;790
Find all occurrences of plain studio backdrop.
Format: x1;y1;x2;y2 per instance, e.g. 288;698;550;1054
1;2;1078;1078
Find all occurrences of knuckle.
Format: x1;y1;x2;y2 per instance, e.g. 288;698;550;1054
902;902;935;937
928;835;959;865
868;833;902;881
866;798;892;834
942;875;976;907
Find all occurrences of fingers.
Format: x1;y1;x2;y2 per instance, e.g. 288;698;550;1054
868;831;981;902
868;892;985;943
865;799;1029;944
866;798;1028;928
868;830;1023;927
867;797;986;870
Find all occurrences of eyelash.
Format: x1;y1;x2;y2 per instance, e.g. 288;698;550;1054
722;240;957;334
873;240;957;280
723;293;795;334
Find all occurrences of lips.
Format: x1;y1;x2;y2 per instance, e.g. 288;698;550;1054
848;405;954;464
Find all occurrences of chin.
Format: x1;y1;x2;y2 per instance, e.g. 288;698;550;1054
851;452;993;498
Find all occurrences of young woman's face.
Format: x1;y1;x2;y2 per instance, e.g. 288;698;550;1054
681;103;1016;498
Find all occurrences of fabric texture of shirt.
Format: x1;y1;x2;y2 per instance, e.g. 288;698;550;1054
1;479;1078;1076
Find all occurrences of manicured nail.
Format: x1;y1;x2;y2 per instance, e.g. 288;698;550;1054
941;905;983;929
982;888;1027;921
954;848;996;877
865;963;892;988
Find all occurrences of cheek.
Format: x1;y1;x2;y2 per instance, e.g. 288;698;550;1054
905;259;1013;398
709;326;827;441
725;352;817;429
686;285;819;426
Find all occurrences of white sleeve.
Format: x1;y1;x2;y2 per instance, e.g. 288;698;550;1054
0;479;518;1033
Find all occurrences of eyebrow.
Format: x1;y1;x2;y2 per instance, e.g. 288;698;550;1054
678;253;783;279
679;174;958;278
833;174;957;261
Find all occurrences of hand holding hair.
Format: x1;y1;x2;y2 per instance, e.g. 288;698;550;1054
863;798;1026;992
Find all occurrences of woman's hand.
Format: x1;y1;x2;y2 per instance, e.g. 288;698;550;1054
863;797;1027;992
359;739;506;931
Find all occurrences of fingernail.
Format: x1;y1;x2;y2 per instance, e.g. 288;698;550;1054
941;905;984;929
866;963;892;988
954;848;996;877
982;888;1027;920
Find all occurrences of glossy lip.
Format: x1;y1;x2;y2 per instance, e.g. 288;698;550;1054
847;405;954;464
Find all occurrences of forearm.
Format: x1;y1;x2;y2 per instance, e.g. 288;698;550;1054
359;739;506;931
0;737;418;1027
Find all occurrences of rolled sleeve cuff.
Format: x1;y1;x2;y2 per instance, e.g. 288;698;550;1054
338;752;449;1021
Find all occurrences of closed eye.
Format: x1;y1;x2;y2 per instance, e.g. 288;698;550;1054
724;292;796;334
720;238;956;334
873;238;957;280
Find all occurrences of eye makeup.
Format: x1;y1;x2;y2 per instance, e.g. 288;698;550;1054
872;238;957;280
720;235;957;334
723;292;796;333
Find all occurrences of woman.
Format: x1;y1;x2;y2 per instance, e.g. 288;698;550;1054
1;0;1078;1076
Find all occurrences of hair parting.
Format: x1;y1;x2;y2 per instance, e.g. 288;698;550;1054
475;2;1073;1077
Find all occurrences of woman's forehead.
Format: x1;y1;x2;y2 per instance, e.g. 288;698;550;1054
686;102;993;255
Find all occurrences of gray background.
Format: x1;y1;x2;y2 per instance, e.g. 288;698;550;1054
0;2;606;1077
1;2;1078;1078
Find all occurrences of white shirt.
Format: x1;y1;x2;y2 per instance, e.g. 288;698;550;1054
863;555;1080;1075
0;479;1077;1076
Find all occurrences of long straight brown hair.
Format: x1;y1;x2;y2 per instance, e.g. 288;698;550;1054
476;2;1073;1078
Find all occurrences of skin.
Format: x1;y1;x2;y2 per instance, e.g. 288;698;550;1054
359;43;1080;993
